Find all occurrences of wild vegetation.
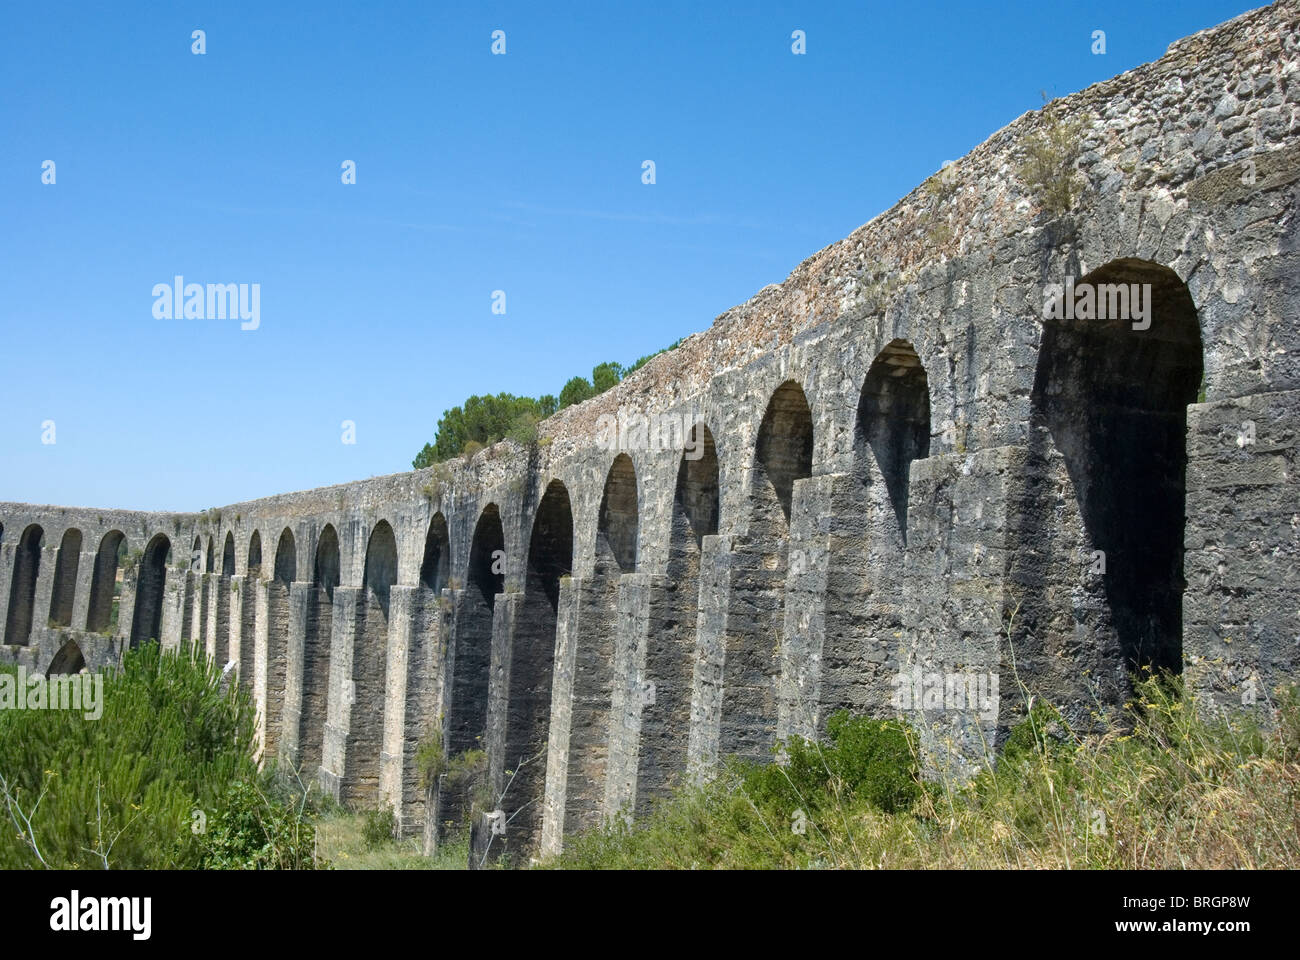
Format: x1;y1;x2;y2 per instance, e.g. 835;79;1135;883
0;643;320;869
550;675;1300;869
1017;95;1089;218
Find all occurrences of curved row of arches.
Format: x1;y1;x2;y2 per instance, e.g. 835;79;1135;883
0;258;1204;856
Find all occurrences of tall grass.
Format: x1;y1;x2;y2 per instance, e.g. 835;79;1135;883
552;675;1300;869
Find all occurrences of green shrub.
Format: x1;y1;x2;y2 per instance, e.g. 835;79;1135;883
0;642;317;869
743;711;921;816
362;807;396;850
196;776;321;869
1017;100;1088;217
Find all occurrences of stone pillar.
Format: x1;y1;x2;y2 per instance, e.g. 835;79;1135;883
320;586;363;801
901;447;1024;779
190;572;208;650
278;581;312;770
603;573;653;823
212;576;233;667
540;576;583;857
32;544;59;638
823;472;902;722
0;541;13;644
71;548;97;632
1184;390;1300;714
423;586;458;856
381;584;439;835
116;566;138;647
473;590;522;867
159;568;189;652
252;578;270;758
687;534;731;779
779;475;834;742
205;574;222;662
227;575;245;674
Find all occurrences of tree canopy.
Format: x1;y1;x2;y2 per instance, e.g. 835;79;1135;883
411;342;682;468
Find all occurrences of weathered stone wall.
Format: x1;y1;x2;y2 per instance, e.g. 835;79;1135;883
2;0;1297;861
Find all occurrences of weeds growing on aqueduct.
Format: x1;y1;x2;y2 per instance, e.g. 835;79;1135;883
551;676;1300;870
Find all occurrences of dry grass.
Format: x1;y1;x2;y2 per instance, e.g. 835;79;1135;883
315;812;470;870
551;677;1300;870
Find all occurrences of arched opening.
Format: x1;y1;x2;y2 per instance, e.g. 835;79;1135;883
345;521;397;803
723;381;813;761
239;531;263;688
205;537;214;573
419;513;450;594
300;524;339;777
182;535;203;647
47;640;85;675
596;454;638;575
821;341;932;723
5;524;44;645
564;457;639;833
49;528;83;628
264;528;296;758
130;534;171;650
1029;258;1202;677
210;531;237;667
87;531;126;634
442;505;504;830
754;380;815;525
273;529;296;582
506;480;572;849
248;531;263;575
639;423;718;814
222;533;236;577
856;340;930;541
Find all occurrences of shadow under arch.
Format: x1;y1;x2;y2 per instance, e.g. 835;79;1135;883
130;534;171;650
342;520;397;804
503;479;572;851
238;531;263;689
855;339;931;543
48;640;85;675
299;523;340;776
1028;257;1203;678
635;422;719;814
87;530;126;634
5;524;44;646
563;455;639;834
264;528;297;758
721;381;814;762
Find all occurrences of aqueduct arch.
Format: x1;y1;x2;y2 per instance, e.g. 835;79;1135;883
1029;258;1203;679
504;480;572;850
342;520;397;804
130;534;170;650
636;423;719;814
48;528;82;628
263;528;296;758
298;524;339;776
86;530;126;634
48;639;85;675
5;524;44;646
721;381;814;761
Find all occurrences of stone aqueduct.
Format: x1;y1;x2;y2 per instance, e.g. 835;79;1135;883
3;2;1299;860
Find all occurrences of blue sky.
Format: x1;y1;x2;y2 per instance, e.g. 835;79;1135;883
0;0;1258;511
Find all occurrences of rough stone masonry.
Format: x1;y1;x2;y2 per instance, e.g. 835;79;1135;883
3;1;1298;862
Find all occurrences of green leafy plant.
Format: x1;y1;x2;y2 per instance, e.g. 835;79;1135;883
362;807;396;850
